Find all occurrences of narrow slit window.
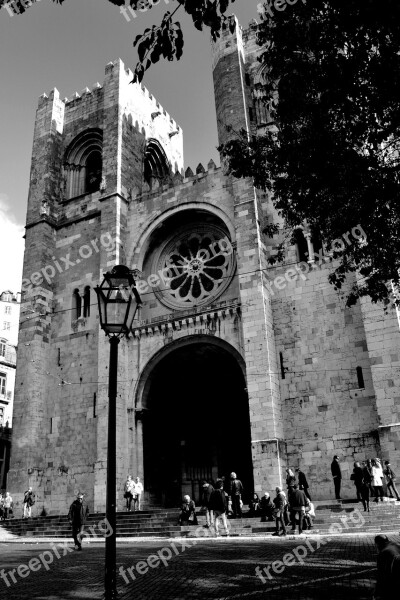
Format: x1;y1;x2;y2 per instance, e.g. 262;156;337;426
356;366;365;389
93;392;97;418
279;352;285;379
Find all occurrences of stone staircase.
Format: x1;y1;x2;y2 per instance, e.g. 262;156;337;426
2;500;400;539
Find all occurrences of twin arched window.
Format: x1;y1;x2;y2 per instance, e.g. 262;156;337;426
64;130;103;199
294;228;324;263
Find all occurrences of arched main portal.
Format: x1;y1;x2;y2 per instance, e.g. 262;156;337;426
137;338;254;507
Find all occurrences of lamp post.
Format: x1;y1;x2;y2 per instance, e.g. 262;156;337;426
94;265;141;600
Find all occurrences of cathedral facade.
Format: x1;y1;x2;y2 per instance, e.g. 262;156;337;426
8;19;400;513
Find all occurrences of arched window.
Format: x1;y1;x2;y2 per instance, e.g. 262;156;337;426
83;286;91;318
72;289;82;321
294;229;309;263
64;129;103;199
143;139;171;190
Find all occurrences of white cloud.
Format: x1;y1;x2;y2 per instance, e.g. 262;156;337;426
0;193;24;295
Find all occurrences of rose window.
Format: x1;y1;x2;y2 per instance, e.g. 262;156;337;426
153;226;236;309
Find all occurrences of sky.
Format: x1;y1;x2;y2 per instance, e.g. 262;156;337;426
0;0;262;294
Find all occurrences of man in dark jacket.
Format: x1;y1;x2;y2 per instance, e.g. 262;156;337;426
373;534;400;599
296;467;311;501
229;472;243;518
331;455;342;500
209;479;229;537
201;480;214;527
68;493;89;550
288;484;309;534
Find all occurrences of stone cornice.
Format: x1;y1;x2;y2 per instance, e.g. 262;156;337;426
131;299;241;338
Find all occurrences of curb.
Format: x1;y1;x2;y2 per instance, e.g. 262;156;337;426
1;530;400;544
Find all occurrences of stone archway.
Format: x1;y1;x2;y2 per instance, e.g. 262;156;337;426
136;336;254;507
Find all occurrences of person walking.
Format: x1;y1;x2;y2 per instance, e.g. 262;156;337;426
209;479;230;537
124;475;135;512
201;480;215;527
296;467;311;501
357;462;370;512
352;462;364;502
365;459;374;498
23;487;35;519
288;484;309;534
3;492;12;520
229;472;243;519
372;459;384;502
68;493;89;551
272;487;287;536
373;534;400;599
133;476;143;511
383;461;400;501
331;455;342;500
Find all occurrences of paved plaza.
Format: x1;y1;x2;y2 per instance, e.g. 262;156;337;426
1;533;397;600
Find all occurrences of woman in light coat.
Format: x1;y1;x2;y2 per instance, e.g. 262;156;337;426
371;458;384;502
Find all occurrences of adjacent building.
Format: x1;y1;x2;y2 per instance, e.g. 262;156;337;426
0;290;20;489
0;290;20;427
7;18;400;513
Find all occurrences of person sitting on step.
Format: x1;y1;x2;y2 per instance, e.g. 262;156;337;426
178;495;198;526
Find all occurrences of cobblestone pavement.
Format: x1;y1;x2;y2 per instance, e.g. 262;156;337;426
1;534;398;600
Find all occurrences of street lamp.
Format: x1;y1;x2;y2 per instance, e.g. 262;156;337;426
94;264;141;600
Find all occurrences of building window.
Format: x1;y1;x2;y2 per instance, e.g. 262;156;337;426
64;129;103;199
356;366;365;389
0;407;3;425
2;322;10;331
72;289;82;321
294;229;309;262
0;373;6;396
0;341;5;357
4;306;11;315
83;286;91;318
85;151;102;194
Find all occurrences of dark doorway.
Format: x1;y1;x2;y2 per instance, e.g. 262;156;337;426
142;342;254;507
